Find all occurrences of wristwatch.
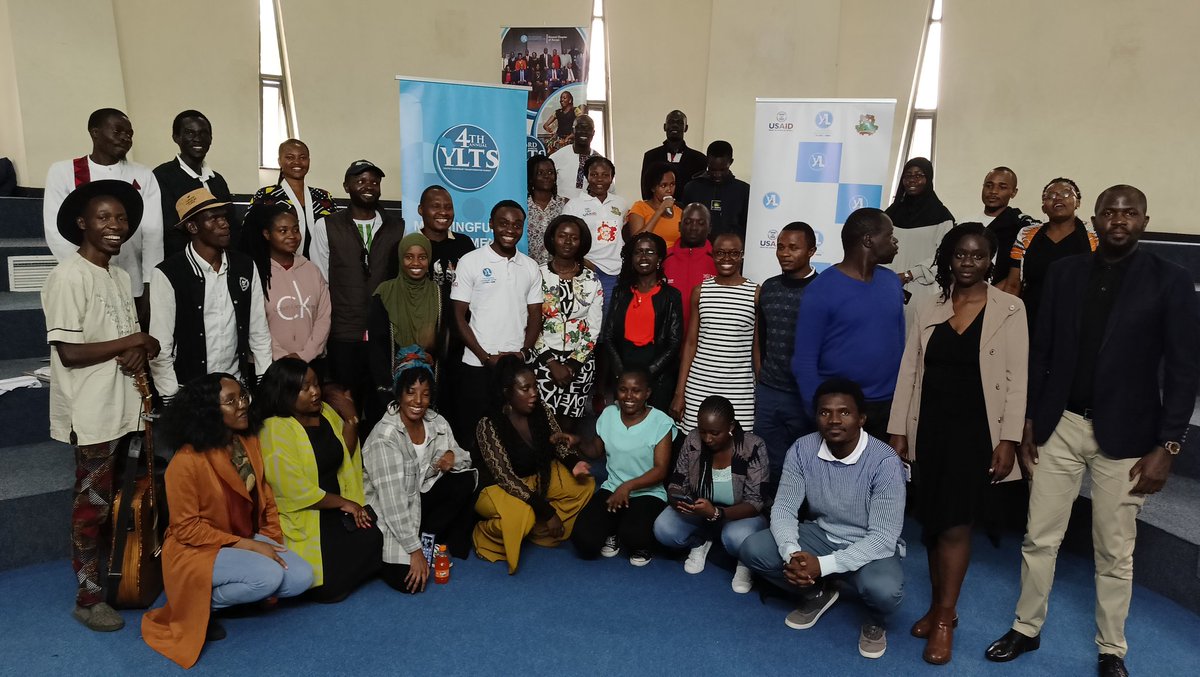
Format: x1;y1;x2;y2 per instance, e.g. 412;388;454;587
1163;441;1182;456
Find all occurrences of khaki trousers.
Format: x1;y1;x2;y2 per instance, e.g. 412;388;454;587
1013;411;1145;657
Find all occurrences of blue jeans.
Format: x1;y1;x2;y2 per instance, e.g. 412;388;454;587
210;534;313;609
653;508;767;558
595;269;618;325
753;382;813;489
739;523;903;625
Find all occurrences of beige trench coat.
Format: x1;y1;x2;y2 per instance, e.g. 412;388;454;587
887;285;1028;482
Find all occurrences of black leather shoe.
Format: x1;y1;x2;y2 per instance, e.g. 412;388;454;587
985;629;1040;662
1098;654;1128;677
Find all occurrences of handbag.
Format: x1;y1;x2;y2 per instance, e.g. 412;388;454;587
106;370;165;609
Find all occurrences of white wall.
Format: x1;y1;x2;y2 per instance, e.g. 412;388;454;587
2;0;1196;235
937;0;1200;231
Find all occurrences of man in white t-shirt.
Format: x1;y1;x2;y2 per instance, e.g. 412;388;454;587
550;115;599;199
450;199;543;449
41;180;160;632
43;108;165;309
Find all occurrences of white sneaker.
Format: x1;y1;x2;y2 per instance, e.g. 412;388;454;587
731;563;754;593
683;541;713;574
600;535;620;558
629;550;653;567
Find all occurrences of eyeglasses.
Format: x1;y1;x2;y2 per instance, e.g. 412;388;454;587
1042;190;1077;201
713;249;744;259
219;393;251;408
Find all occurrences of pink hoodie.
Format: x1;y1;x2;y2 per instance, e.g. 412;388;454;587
265;254;332;361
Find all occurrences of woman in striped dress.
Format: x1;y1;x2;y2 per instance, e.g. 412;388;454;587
671;233;759;433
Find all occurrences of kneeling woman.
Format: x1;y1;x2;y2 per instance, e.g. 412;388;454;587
254;358;382;603
143;375;313;669
571;369;676;566
362;348;478;594
474;355;595;574
654;395;768;591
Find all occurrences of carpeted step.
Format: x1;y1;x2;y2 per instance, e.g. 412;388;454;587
0;292;46;360
0;441;73;570
0;196;45;239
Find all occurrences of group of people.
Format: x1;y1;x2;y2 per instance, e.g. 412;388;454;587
502;46;584;111
39;105;1198;676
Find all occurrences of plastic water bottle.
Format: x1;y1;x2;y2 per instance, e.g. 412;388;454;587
434;544;450;584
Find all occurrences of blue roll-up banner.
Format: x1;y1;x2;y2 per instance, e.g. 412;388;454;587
397;76;529;250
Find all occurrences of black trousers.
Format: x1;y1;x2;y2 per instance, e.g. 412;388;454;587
452;364;493;461
326;339;383;439
570;488;666;559
862;398;892;443
381;471;478;594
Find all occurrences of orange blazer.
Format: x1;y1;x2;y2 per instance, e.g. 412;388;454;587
142;435;281;669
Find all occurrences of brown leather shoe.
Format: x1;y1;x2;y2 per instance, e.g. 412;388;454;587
922;606;957;665
911;608;958;638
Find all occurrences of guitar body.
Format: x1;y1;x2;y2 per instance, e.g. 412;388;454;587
106;371;165;610
109;471;164;609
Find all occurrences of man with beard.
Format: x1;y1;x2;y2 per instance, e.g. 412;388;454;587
309;160;404;435
790;208;903;440
153;110;235;257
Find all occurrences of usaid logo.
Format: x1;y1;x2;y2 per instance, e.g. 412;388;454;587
763;192;781;209
768;110;794;132
760;228;779;248
434;124;500;192
815;110;833;129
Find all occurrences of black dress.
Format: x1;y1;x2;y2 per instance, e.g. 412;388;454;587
914;307;993;542
306;418;382;602
1020;219;1093;333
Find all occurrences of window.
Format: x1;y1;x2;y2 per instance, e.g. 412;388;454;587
899;0;942;167
587;0;611;157
259;0;295;168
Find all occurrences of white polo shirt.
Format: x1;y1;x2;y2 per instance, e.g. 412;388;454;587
563;191;630;276
450;245;543;367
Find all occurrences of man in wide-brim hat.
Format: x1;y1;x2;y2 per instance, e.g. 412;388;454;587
42;178;161;632
147;187;272;400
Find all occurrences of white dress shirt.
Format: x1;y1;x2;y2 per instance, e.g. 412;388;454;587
148;244;272;397
43;156;165;297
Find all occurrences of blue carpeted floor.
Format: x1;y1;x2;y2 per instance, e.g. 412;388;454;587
0;521;1196;676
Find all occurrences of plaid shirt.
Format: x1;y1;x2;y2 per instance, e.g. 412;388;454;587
362;410;471;563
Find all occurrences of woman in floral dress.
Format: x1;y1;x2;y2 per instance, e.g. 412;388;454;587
532;215;603;431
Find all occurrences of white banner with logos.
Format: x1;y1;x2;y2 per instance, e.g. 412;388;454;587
745;98;896;279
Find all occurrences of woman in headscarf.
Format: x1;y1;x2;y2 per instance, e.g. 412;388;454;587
369;232;442;410
885;157;955;311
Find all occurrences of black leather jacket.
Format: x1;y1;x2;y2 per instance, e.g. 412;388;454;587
600;282;684;376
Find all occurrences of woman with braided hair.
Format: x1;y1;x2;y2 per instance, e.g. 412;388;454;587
653;395;768;591
472;355;595;574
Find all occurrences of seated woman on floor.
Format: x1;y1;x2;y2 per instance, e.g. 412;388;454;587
143;374;313;669
253;357;382;603
362;347;478;594
653;395;768;592
474;355;595;574
570;368;676;567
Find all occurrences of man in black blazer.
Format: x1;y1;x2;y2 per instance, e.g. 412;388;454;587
986;185;1200;677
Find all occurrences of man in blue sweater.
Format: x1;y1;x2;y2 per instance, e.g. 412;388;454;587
741;378;906;659
790;208;903;441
